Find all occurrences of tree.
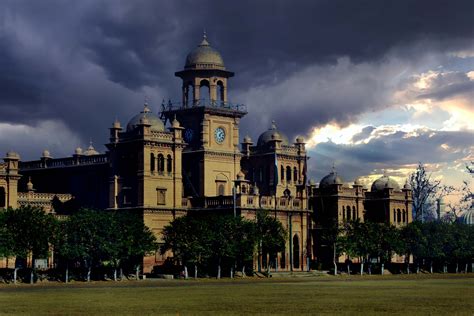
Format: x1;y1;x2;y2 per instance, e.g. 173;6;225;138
410;162;452;221
0;211;14;259
255;210;286;273
400;221;424;273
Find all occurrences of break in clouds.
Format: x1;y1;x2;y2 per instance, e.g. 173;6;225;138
1;0;473;182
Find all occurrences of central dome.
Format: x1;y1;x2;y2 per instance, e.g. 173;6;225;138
184;34;225;70
319;171;343;189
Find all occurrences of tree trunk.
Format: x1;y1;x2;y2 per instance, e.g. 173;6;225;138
14;268;18;284
430;261;433;274
120;268;123;281
230;267;233;279
194;265;198;279
30;270;34;284
217;264;221;279
381;263;384;275
184;265;188;279
407;263;410;275
65;264;69;283
114;268;117;281
242;265;245;277
360;263;364;276
443;264;447;273
464;263;468;273
333;262;337;276
87;266;91;282
136;266;139;280
368;264;372;275
456;262;459;273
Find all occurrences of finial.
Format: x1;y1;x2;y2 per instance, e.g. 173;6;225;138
27;176;34;191
144;95;149;105
200;30;210;46
271;120;277;130
383;169;387;177
331;162;336;173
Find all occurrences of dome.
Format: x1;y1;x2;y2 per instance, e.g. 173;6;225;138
184;34;225;70
84;142;99;156
319;171;343;189
371;175;401;192
5;151;19;159
257;121;289;146
354;178;362;186
243;135;252;143
42;150;51;158
460;207;474;225
126;104;165;132
74;147;83;155
112;119;121;129
296;136;305;143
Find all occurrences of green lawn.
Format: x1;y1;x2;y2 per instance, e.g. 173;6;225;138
0;275;473;315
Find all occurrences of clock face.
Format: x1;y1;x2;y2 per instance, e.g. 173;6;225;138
184;128;194;142
214;127;226;144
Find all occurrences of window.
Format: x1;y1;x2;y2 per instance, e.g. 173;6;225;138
393;209;396;222
293;167;298;183
167;155;172;174
342;207;346;221
157;154;165;173
346;206;351;221
150;153;155;172
157;188;166;205
293;234;300;269
281;165;285;181
0;187;5;208
402;210;406;223
353;206;356;220
286;166;292;182
397;209;401;223
217;80;225;102
218;183;225;196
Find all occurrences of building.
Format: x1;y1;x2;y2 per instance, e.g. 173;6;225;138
1;34;413;272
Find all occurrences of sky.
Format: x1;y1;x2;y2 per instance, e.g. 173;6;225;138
1;0;473;200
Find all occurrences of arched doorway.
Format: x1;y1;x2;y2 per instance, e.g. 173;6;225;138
293;234;300;269
199;79;210;102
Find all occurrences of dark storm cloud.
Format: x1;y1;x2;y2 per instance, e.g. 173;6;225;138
308;129;474;182
1;0;473;159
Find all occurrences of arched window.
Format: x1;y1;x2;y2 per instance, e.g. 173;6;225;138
342;206;346;221
184;81;193;106
393;209;397;222
293;167;298;183
281;165;285;181
218;184;225;196
0;187;5;208
353;206;357;220
293;234;300;269
150;153;155;172
286;166;292;182
217;80;224;102
397;209;401;223
157;154;165;173
402;210;406;223
167;155;172;174
347;206;351;221
199;79;210;102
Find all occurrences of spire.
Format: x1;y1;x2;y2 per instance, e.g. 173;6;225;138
331;162;336;174
271;120;277;130
200;30;210;46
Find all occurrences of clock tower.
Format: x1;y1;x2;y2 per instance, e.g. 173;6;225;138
163;34;246;197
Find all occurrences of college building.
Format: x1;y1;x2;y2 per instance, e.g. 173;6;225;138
1;35;413;272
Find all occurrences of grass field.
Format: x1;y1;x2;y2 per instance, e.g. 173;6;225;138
0;274;473;315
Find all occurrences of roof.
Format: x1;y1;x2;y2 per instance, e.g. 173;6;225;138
184;34;225;70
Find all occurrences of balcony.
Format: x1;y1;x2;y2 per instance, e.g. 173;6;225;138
161;99;247;113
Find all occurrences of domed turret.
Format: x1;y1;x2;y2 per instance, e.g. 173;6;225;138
371;175;401;192
257;121;289;146
5;151;20;159
184;33;225;70
84;142;100;156
74;147;83;155
42;150;51;159
127;103;165;132
460;207;474;225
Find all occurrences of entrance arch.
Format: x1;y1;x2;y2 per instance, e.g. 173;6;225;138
293;234;300;269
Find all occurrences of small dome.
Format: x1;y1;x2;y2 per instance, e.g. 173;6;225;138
171;116;181;128
296;136;305;143
243;135;252;143
112;119;121;129
237;171;245;180
319;171;343;189
74;147;83;155
127;104;165;132
5;151;20;159
257;121;289;146
84;142;99;156
460;207;474;225
354;178;362;186
309;179;316;186
185;34;225;70
371;175;401;192
42;150;51;158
